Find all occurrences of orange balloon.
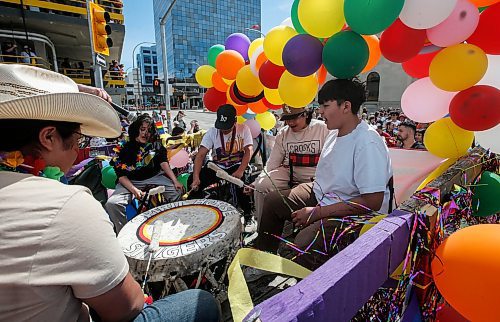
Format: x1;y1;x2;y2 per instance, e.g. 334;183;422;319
212;72;229;92
216;50;245;80
234;104;248;116
432;224;500;321
361;35;381;73
469;0;499;7
248;100;269;114
316;65;328;85
255;53;267;72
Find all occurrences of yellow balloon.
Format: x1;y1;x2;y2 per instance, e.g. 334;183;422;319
264;87;284;105
195;65;216;88
248;38;265;60
278;72;318;108
298;0;345;38
424;118;474;159
222;77;232;85
235;65;264;96
237;115;246;124
429;44;488;92
263;26;298;66
255;111;277;131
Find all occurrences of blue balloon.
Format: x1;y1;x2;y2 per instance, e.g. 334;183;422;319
243;112;256;119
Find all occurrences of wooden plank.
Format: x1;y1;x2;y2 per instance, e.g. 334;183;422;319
246;147;487;322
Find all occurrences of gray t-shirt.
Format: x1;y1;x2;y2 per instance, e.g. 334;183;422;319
0;172;128;321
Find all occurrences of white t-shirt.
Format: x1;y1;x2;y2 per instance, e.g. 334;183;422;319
313;121;393;213
201;124;253;168
266;119;332;175
0;172;129;322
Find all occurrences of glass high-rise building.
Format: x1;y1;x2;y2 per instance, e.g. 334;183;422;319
153;0;261;80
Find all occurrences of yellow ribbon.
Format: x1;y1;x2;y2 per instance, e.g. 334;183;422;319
228;248;312;322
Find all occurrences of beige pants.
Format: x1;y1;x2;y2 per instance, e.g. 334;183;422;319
253;166;314;225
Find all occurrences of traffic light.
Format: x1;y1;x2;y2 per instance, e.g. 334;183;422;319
153;78;161;94
89;2;113;56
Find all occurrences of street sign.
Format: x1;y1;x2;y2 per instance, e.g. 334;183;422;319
95;53;106;67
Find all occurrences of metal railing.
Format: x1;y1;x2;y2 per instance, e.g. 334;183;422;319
0;0;124;24
0;54;52;70
60;67;125;87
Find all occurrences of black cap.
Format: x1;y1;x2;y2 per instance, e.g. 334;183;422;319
215;104;237;130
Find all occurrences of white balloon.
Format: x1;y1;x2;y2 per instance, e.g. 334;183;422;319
400;0;457;29
478;55;500;88
249;45;265;77
401;77;457;123
280;17;294;28
475;125;500;154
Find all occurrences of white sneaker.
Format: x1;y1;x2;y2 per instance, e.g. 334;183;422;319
243;266;274;283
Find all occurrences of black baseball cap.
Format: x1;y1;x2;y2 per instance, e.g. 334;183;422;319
215;104;237;130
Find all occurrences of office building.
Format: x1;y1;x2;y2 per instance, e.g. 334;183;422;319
136;45;159;106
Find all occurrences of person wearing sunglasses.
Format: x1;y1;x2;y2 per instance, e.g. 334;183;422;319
106;114;184;234
249;105;331;227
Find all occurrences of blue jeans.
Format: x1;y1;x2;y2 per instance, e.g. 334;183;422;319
133;289;220;322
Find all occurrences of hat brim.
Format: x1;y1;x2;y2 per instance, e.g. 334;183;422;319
215;118;235;130
280;112;304;121
0;92;121;138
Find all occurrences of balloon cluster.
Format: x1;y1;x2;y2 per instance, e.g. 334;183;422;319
195;0;499;146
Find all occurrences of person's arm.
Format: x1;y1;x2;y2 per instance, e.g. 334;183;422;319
232;144;253;179
265;130;285;172
160;161;183;190
83;273;144;322
191;145;209;190
291;192;385;226
77;84;112;103
118;176;143;200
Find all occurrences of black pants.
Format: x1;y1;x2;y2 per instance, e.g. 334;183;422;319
188;163;252;216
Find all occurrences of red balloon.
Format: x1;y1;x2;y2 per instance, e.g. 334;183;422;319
449;85;500;131
380;19;427;63
262;97;282;110
203;88;227;112
467;3;500;54
258;60;286;89
402;49;441;78
436;303;469;322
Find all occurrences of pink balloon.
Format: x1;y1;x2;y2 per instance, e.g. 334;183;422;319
427;0;479;47
244;119;261;138
401;77;457;123
169;149;190;168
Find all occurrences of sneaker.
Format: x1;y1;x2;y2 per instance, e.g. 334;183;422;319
243;217;258;234
243;266;275;283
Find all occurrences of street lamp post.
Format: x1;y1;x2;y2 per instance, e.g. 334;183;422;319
160;0;179;133
187;61;204;110
132;41;155;109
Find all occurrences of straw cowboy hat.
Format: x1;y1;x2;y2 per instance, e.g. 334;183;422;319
0;64;121;138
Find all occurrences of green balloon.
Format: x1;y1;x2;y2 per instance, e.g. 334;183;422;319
479;6;488;13
472;171;500;217
207;44;225;68
177;173;190;191
344;0;405;35
322;31;369;79
101;165;117;189
291;0;307;34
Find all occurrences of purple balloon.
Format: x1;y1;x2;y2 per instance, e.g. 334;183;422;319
282;34;324;77
225;33;251;61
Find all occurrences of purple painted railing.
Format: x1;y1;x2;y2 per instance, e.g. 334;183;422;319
245;148;484;322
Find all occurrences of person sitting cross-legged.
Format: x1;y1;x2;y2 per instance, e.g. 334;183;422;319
246;79;393;280
105;114;183;234
251;105;331;226
188;104;253;218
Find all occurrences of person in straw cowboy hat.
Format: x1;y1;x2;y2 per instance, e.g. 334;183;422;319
0;65;219;322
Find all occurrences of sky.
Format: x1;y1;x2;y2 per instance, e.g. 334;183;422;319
121;0;291;69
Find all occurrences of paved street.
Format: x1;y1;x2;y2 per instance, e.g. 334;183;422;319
178;109;217;131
